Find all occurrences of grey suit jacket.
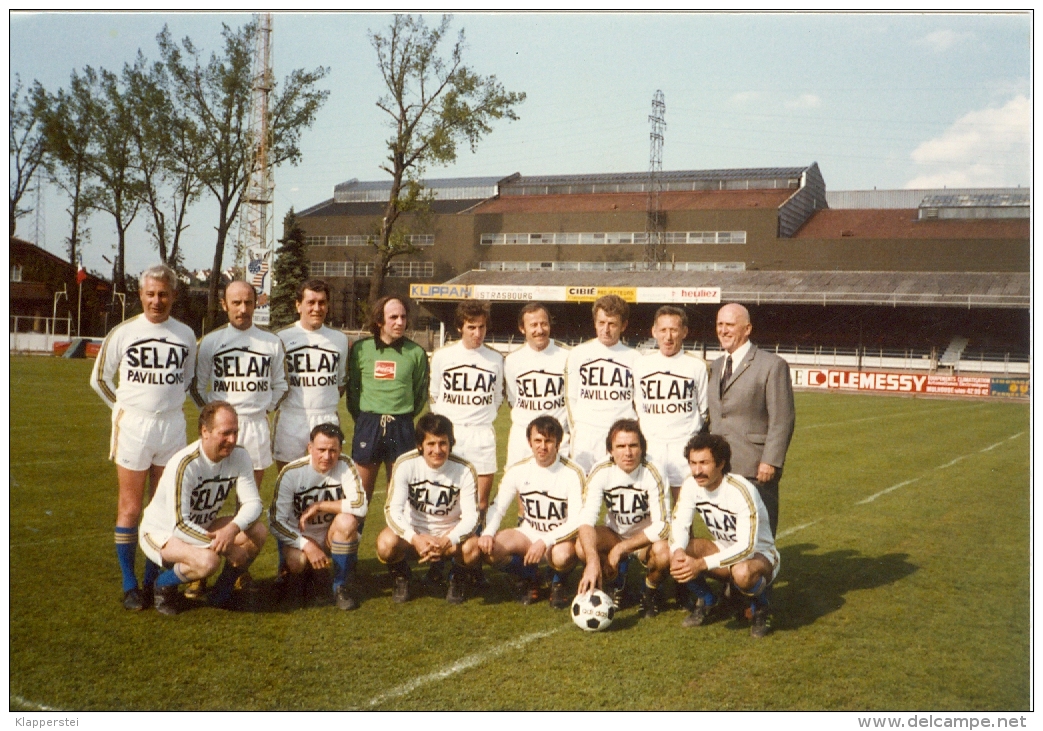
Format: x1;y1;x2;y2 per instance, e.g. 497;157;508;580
707;343;795;479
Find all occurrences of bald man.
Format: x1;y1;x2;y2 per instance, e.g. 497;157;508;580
707;303;794;537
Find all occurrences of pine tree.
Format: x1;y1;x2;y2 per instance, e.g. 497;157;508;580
269;208;309;330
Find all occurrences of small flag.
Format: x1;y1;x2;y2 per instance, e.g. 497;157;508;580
76;256;87;285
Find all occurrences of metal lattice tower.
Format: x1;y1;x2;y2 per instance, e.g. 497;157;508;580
236;12;275;325
644;90;666;267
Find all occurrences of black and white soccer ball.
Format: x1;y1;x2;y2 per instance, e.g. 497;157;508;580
571;589;616;632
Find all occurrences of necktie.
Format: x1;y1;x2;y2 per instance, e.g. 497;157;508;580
720;355;733;398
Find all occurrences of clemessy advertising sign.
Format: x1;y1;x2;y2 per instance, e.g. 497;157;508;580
791;367;1019;398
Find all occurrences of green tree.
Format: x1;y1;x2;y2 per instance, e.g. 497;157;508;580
366;14;524;306
158;20;330;330
269;207;310;330
9;75;46;238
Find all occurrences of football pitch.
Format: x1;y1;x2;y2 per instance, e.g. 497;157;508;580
8;355;1030;711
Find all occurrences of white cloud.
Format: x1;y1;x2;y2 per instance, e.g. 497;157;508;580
784;94;821;110
905;95;1030;188
920;29;976;52
728;91;760;105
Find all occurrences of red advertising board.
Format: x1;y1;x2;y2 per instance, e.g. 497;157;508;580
792;368;992;396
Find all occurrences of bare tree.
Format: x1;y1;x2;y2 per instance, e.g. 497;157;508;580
367;14;524;305
158;20;329;329
9;75;46;238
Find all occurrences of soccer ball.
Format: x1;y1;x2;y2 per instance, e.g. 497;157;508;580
571;589;616;632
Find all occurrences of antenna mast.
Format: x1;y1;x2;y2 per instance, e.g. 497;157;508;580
644;90;666;267
237;12;275;325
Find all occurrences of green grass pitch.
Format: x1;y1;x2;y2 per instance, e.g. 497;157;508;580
8;355;1029;710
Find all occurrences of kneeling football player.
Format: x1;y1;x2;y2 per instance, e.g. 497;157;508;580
576;419;672;619
479;416;585;608
376;413;481;604
269;423;368;610
138;402;267;615
670;432;779;638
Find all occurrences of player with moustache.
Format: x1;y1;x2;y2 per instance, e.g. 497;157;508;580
91;264;197;611
504;303;570;469
564;295;638;472
269;423;368;611
670;432;779;638
138;401;267;615
478;416;586;608
273;279;349;473
347;295;429;505
576;419;672;619
634;305;709;505
376;413;482;604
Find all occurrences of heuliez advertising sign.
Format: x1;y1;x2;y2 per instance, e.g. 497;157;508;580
792;367;1010;398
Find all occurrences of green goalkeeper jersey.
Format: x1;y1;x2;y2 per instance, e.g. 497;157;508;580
347;336;429;418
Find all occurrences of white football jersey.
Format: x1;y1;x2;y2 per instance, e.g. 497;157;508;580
504;340;569;429
91;314;196;414
385;450;479;546
565;339;638;429
139;441;261;548
269;455;367;549
483;454;586;546
580;457;671;544
634;349;709;440
429;340;504;426
277;323;348;412
191;324;288;415
671;472;778;572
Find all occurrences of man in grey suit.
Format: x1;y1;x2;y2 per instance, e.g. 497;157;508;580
708;303;795;537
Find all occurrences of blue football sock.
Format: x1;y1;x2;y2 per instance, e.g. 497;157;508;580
552;569;571;585
612;556;630;589
142;559;161;589
686;576;716;605
155;567;185;589
331;539;358;591
114;526;138;592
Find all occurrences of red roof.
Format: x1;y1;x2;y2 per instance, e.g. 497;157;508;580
795;209;1029;239
471;189;794;215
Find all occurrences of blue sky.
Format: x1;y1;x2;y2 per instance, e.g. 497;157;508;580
9;11;1031;275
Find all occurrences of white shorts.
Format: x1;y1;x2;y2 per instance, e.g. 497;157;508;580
237;413;273;471
644;436;694;487
570;423;611;474
505;421;571;468
272;408;339;463
452;423;497;475
516;523;571;546
110;406;187;472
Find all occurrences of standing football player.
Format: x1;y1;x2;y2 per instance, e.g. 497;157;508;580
670;432;779;638
576;419;672;619
504;303;570;469
91;264;196;611
376;414;481;604
273;280;349;473
634;305;708;504
138;402;267;615
479;416;586;608
191;280;287;491
269;423;368;610
564;294;638;472
347;295;429;504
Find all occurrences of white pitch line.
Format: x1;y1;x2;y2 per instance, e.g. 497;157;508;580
856;478;921;505
10;694;60;711
936;455;968;470
358;626;565;709
776;519;821;539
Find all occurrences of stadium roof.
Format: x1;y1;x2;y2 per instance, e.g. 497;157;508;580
794;209;1029;239
298;197;486;218
920;192;1030;208
471;189;793;215
442;269;1029;309
826;187;1029;209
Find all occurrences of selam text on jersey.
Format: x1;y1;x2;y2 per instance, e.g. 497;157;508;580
483;454;586;546
580;457;671;544
385;450;479;546
277;323;349;412
504;340;569;428
429;340;504;426
633;349;709;440
269;456;368;549
670;472;778;572
565;339;638;429
91;314;196;413
191;324;288;415
139;441;262;549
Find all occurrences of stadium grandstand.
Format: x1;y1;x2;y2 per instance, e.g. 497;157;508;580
297;164;1029;382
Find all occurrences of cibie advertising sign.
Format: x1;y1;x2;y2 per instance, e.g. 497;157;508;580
565;286;637;302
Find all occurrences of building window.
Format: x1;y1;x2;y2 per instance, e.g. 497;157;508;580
309;260;434;278
479;230;746;245
10;265;22;282
479;260;746;272
306;234;434;247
